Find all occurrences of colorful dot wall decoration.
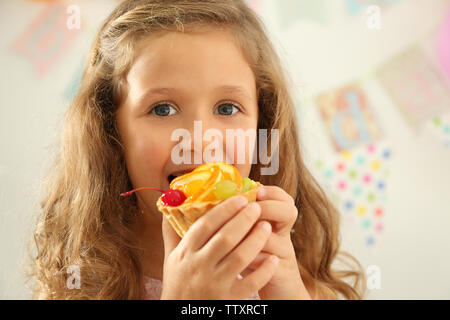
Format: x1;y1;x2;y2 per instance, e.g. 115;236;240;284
311;142;392;247
427;114;450;150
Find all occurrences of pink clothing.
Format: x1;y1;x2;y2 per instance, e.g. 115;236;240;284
143;275;261;300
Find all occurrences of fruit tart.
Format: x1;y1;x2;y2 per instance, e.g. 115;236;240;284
120;162;261;238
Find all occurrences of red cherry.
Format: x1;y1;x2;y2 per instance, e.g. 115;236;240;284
160;189;187;206
120;187;186;207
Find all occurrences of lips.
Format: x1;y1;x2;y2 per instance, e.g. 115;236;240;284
168;172;184;184
167;168;198;184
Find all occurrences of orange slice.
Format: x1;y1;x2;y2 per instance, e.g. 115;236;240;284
193;167;222;202
169;162;244;203
170;170;212;201
193;162;242;190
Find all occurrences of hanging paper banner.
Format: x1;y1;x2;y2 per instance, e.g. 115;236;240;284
437;9;450;82
316;83;383;152
276;0;327;28
376;45;450;131
346;0;400;16
425;113;450;149
11;2;81;77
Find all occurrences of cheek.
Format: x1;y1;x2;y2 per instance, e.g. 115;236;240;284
220;118;258;177
125;132;172;185
140;136;167;166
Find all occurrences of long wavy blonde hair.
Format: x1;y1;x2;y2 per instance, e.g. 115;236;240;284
27;0;367;299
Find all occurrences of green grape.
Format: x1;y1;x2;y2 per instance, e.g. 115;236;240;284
241;177;253;193
212;180;238;200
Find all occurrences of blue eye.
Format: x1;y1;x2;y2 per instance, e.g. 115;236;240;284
214;102;241;116
150;103;177;117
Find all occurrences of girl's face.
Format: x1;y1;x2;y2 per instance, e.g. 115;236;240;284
116;28;259;214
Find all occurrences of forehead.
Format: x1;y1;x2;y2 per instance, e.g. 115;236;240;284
124;28;256;99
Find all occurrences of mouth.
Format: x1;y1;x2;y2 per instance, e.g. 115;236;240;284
167;169;195;184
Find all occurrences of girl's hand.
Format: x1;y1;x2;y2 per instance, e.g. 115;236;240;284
244;186;312;300
160;195;279;300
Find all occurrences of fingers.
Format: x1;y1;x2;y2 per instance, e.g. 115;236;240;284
257;200;298;233
216;219;272;276
245;252;272;271
262;231;295;259
201;202;262;263
162;215;181;257
231;254;279;299
257;185;295;205
182;195;249;251
244;232;293;265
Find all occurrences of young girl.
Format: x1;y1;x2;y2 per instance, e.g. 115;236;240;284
28;0;366;300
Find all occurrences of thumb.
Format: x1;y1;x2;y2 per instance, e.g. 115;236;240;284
161;215;181;257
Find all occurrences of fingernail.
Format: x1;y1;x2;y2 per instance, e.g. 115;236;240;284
261;221;271;232
257;186;266;198
235;195;248;207
270;255;279;265
248;202;261;215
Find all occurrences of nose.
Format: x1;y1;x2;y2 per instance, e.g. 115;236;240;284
181;113;228;164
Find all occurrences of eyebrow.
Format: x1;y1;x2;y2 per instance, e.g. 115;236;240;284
138;85;253;104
